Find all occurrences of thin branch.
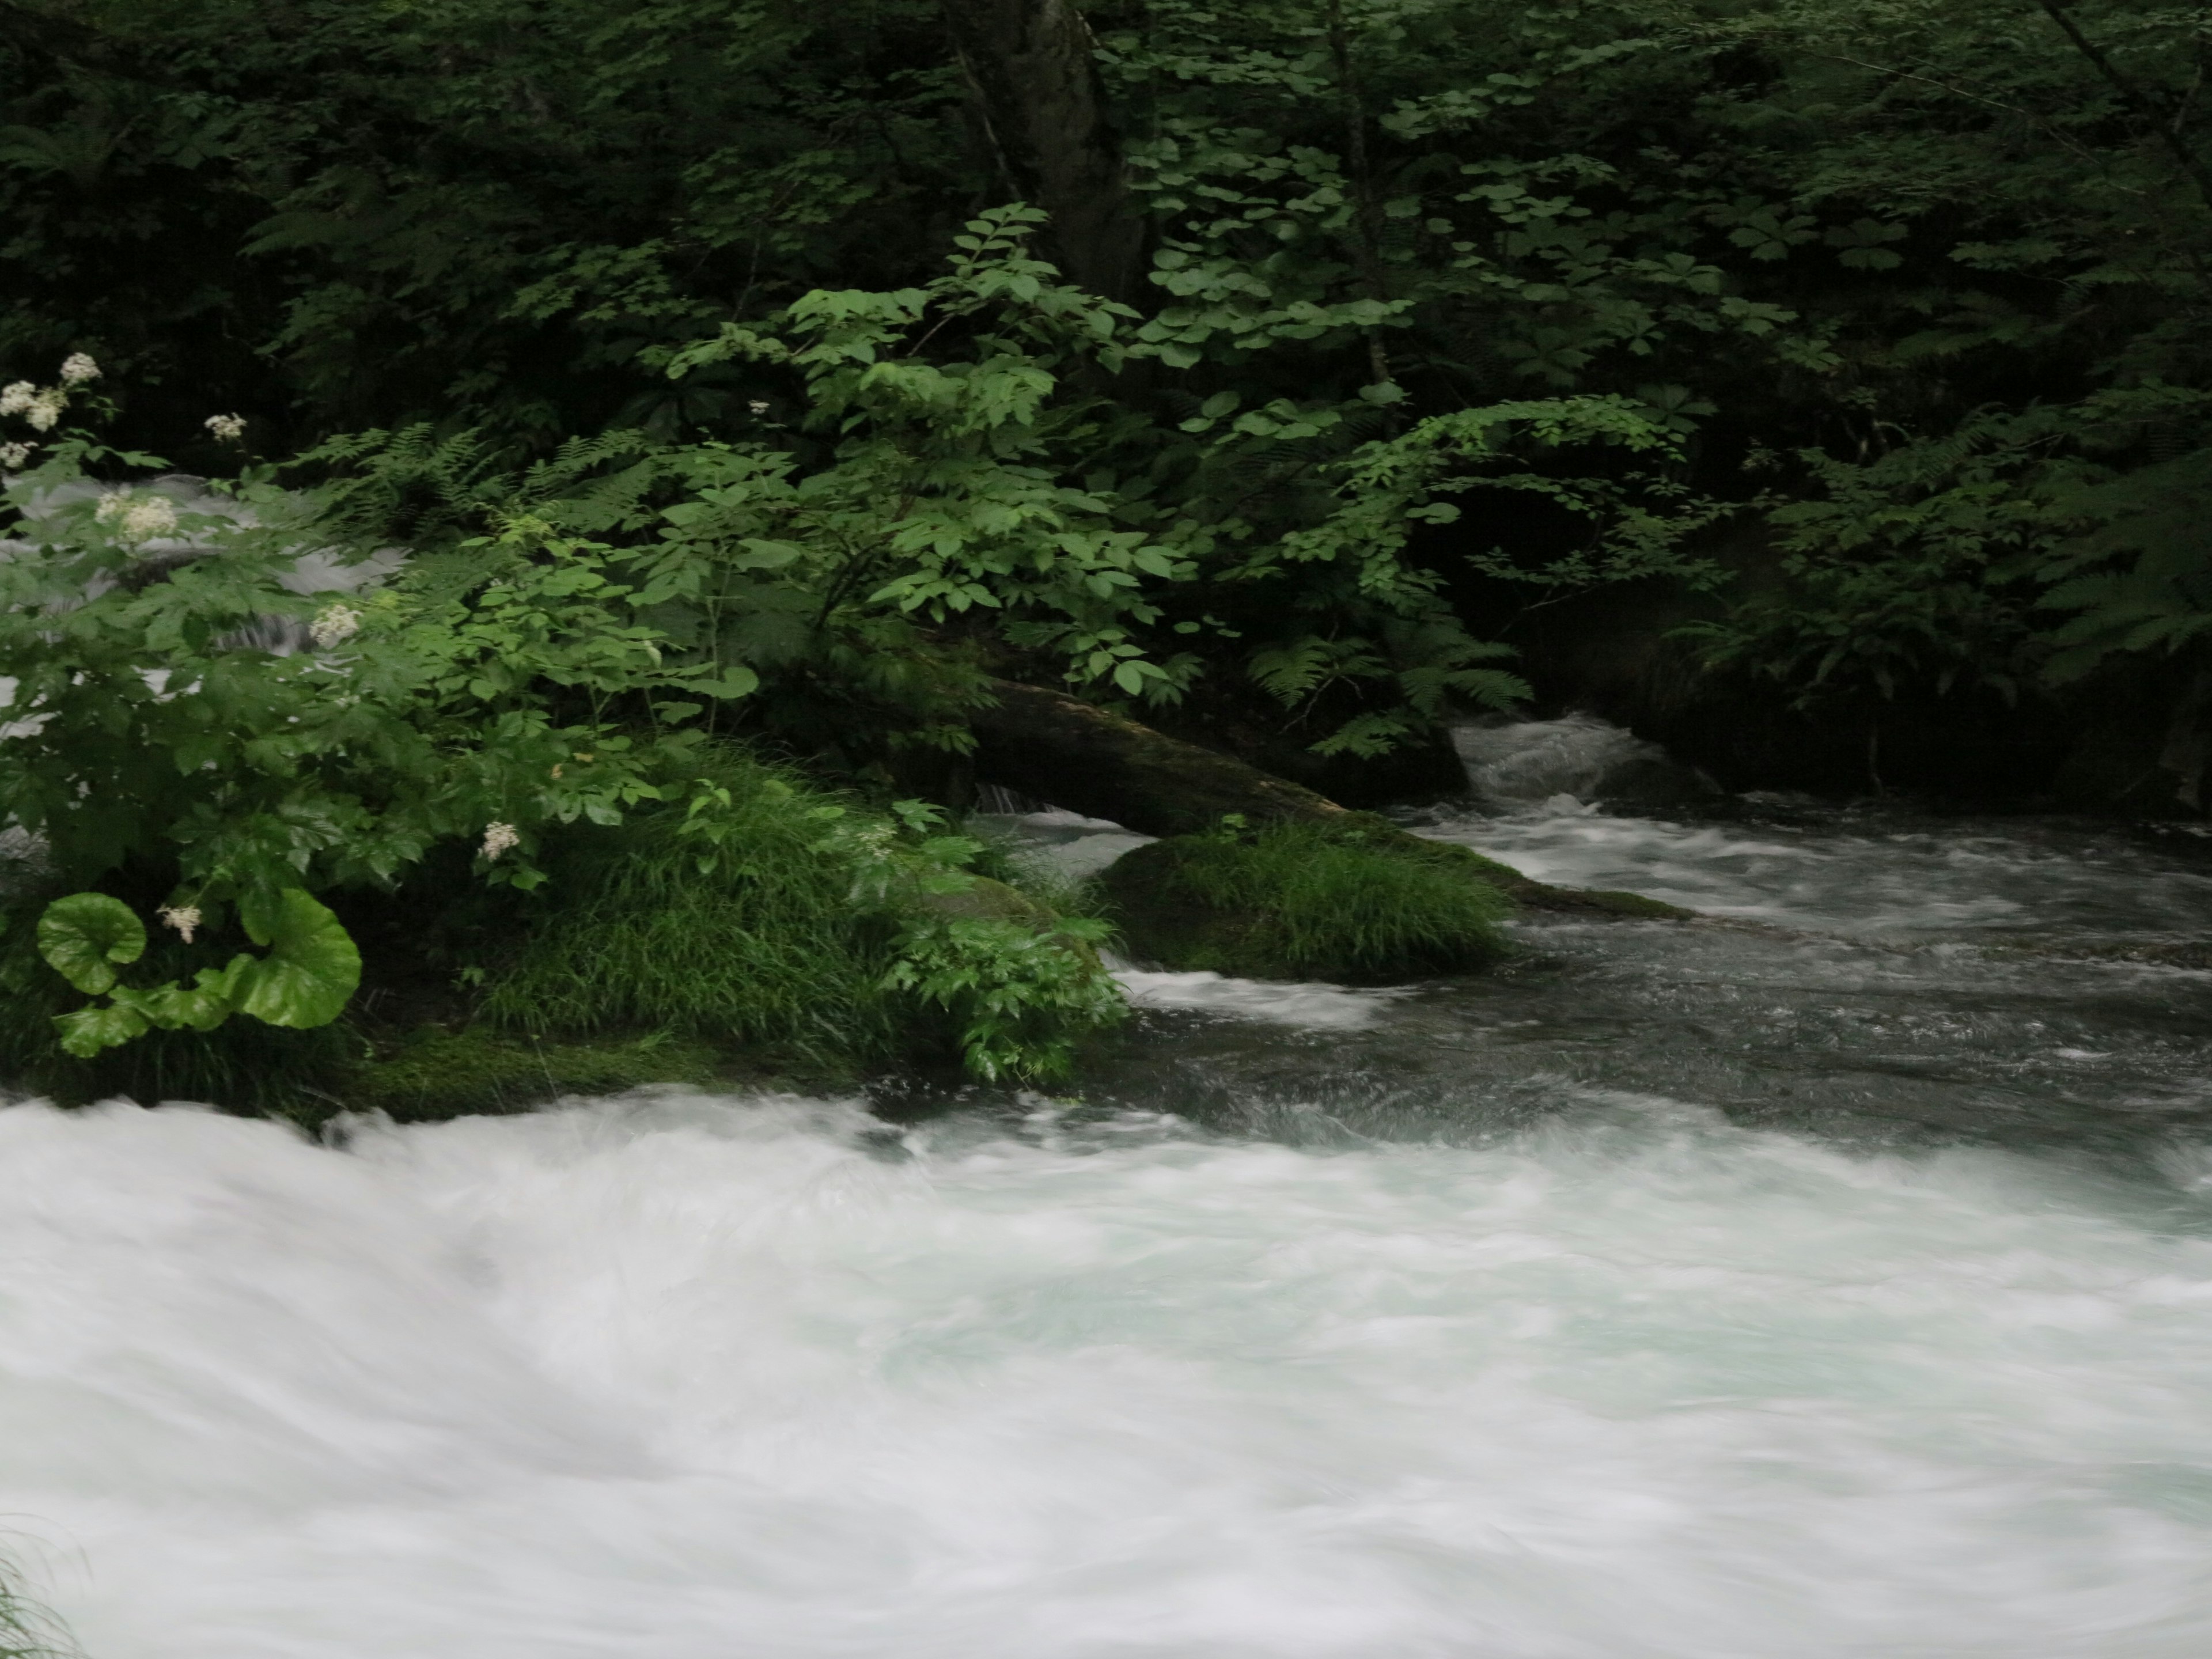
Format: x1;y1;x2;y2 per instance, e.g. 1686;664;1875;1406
2034;0;2212;217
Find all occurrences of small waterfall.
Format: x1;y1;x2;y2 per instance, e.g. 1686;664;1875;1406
1451;713;1714;812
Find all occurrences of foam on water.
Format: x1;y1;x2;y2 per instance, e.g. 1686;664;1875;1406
1113;968;1409;1029
8;1092;2212;1656
1424;803;2212;942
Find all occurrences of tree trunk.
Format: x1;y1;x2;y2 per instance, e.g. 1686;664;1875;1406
940;0;1147;304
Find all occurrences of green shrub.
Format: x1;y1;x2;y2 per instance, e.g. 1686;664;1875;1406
482;744;1123;1080
1101;816;1514;983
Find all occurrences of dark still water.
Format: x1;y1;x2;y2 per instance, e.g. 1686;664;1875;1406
6;789;2212;1656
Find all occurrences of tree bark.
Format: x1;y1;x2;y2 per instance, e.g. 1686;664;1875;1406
940;0;1148;304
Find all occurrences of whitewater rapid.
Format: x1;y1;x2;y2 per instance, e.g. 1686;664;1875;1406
8;1088;2212;1656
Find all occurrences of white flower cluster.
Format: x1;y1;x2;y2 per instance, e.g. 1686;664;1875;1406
204;413;247;442
309;603;363;649
157;904;202;945
1;355;96;434
0;441;32;471
94;490;181;544
1;381;67;431
480;821;521;861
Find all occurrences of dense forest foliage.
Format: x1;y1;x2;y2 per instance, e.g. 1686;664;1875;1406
5;0;2212;1105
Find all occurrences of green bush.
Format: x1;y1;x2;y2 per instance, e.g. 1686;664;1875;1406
1101;816;1514;983
482;743;1124;1081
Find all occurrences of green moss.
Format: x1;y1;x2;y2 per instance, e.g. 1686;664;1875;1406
1574;888;1695;919
1101;817;1516;984
332;1027;730;1124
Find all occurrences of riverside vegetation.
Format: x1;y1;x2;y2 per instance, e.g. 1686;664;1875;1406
10;0;2212;1119
12;4;2212;1638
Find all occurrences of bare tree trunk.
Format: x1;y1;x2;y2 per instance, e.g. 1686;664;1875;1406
940;0;1148;303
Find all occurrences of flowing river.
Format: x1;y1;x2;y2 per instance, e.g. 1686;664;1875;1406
7;738;2212;1655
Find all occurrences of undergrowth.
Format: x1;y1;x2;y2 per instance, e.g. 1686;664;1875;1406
1;742;1126;1109
482;751;904;1065
0;921;357;1111
483;743;1124;1081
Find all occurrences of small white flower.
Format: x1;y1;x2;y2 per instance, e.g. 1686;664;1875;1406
748;399;770;415
25;389;67;431
95;491;180;544
59;353;100;385
157;904;202;945
0;441;32;469
0;382;36;418
309;603;362;648
204;412;247;442
480;821;521;861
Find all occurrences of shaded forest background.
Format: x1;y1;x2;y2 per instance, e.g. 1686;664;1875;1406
10;0;2212;808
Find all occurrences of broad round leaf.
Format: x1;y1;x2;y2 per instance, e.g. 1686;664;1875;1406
37;893;146;995
52;1002;150;1058
230;889;361;1028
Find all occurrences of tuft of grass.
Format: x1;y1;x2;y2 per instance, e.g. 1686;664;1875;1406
480;745;906;1065
0;1552;75;1659
1103;816;1514;983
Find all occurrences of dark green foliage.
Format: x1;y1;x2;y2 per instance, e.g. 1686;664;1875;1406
0;920;356;1113
1;0;975;450
1101;816;1514;983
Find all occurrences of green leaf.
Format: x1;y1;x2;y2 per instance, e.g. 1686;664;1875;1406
230;889;362;1029
37;893;146;995
54;1002;150;1058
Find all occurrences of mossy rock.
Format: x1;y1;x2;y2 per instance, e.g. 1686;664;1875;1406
1100;818;1517;984
337;1027;728;1123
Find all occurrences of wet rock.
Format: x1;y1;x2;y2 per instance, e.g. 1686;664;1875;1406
1452;714;1722;814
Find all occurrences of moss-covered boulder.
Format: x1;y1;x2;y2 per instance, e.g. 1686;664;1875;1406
338;1027;729;1123
1100;817;1517;983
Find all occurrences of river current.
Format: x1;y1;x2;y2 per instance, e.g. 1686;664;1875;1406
7;768;2212;1654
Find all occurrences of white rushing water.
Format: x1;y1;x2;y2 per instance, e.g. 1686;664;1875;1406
9;1092;2212;1656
